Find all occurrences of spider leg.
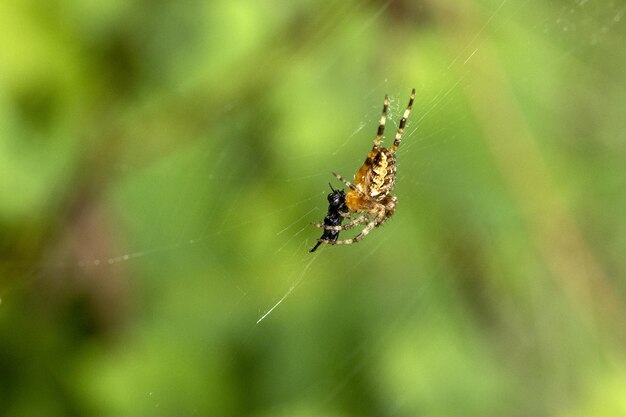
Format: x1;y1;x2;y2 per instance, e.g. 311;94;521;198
388;88;415;155
332;172;363;194
330;207;386;245
373;94;389;147
312;215;368;231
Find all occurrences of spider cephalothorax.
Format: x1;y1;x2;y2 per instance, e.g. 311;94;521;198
311;88;415;249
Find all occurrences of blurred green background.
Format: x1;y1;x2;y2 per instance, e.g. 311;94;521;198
1;0;626;416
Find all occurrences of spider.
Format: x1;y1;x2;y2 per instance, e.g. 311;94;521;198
311;88;415;248
309;184;348;253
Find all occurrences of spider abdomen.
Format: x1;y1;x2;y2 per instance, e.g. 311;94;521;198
369;149;396;198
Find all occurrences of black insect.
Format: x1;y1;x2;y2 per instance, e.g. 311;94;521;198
310;185;348;252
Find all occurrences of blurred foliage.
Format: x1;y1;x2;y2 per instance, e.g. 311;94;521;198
1;0;626;416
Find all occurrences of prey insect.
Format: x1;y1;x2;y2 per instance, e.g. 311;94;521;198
309;184;348;252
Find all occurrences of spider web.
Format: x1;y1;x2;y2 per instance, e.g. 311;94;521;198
4;0;626;415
